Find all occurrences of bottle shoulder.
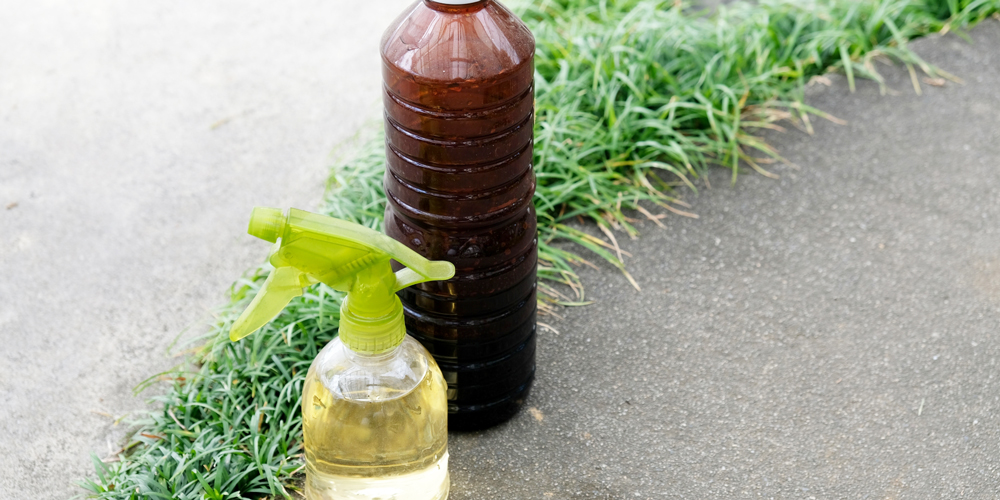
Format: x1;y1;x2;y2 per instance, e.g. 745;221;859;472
308;336;441;402
381;0;534;83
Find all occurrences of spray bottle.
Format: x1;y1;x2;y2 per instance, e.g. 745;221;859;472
229;207;454;500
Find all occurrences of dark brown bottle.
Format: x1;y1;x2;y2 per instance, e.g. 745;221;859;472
380;0;536;430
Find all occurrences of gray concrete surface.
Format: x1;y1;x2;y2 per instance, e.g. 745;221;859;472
448;23;1000;499
2;2;999;500
0;1;408;498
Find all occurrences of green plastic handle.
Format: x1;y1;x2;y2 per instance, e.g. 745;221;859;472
230;266;313;341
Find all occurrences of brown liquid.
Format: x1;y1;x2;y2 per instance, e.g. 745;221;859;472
381;0;536;430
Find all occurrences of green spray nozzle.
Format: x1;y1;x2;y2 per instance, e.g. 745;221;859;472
229;207;455;353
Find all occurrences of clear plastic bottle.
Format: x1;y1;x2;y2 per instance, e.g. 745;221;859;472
381;0;537;430
302;336;449;500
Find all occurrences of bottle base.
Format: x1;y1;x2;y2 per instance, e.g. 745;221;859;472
447;374;533;431
305;454;449;500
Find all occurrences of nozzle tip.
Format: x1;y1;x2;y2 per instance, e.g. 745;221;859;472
248;207;285;242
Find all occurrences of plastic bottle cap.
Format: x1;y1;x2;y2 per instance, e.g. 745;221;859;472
428;0;483;4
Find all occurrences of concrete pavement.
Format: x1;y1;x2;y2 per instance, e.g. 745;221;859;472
0;1;408;498
2;1;999;499
446;22;1000;499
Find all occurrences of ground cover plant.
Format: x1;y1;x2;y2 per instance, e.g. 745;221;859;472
81;0;1000;498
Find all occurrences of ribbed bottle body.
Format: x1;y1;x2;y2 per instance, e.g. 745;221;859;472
381;0;536;430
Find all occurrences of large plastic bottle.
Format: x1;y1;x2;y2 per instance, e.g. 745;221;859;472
230;208;456;500
380;0;536;430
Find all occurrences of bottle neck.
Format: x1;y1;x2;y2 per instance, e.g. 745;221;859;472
423;0;489;12
343;338;401;366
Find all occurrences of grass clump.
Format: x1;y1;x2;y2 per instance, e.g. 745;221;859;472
82;277;340;499
524;0;993;299
81;0;1000;498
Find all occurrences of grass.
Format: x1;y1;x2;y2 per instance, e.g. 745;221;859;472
80;0;1000;498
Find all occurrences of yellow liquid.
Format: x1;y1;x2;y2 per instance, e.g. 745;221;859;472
302;351;449;500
